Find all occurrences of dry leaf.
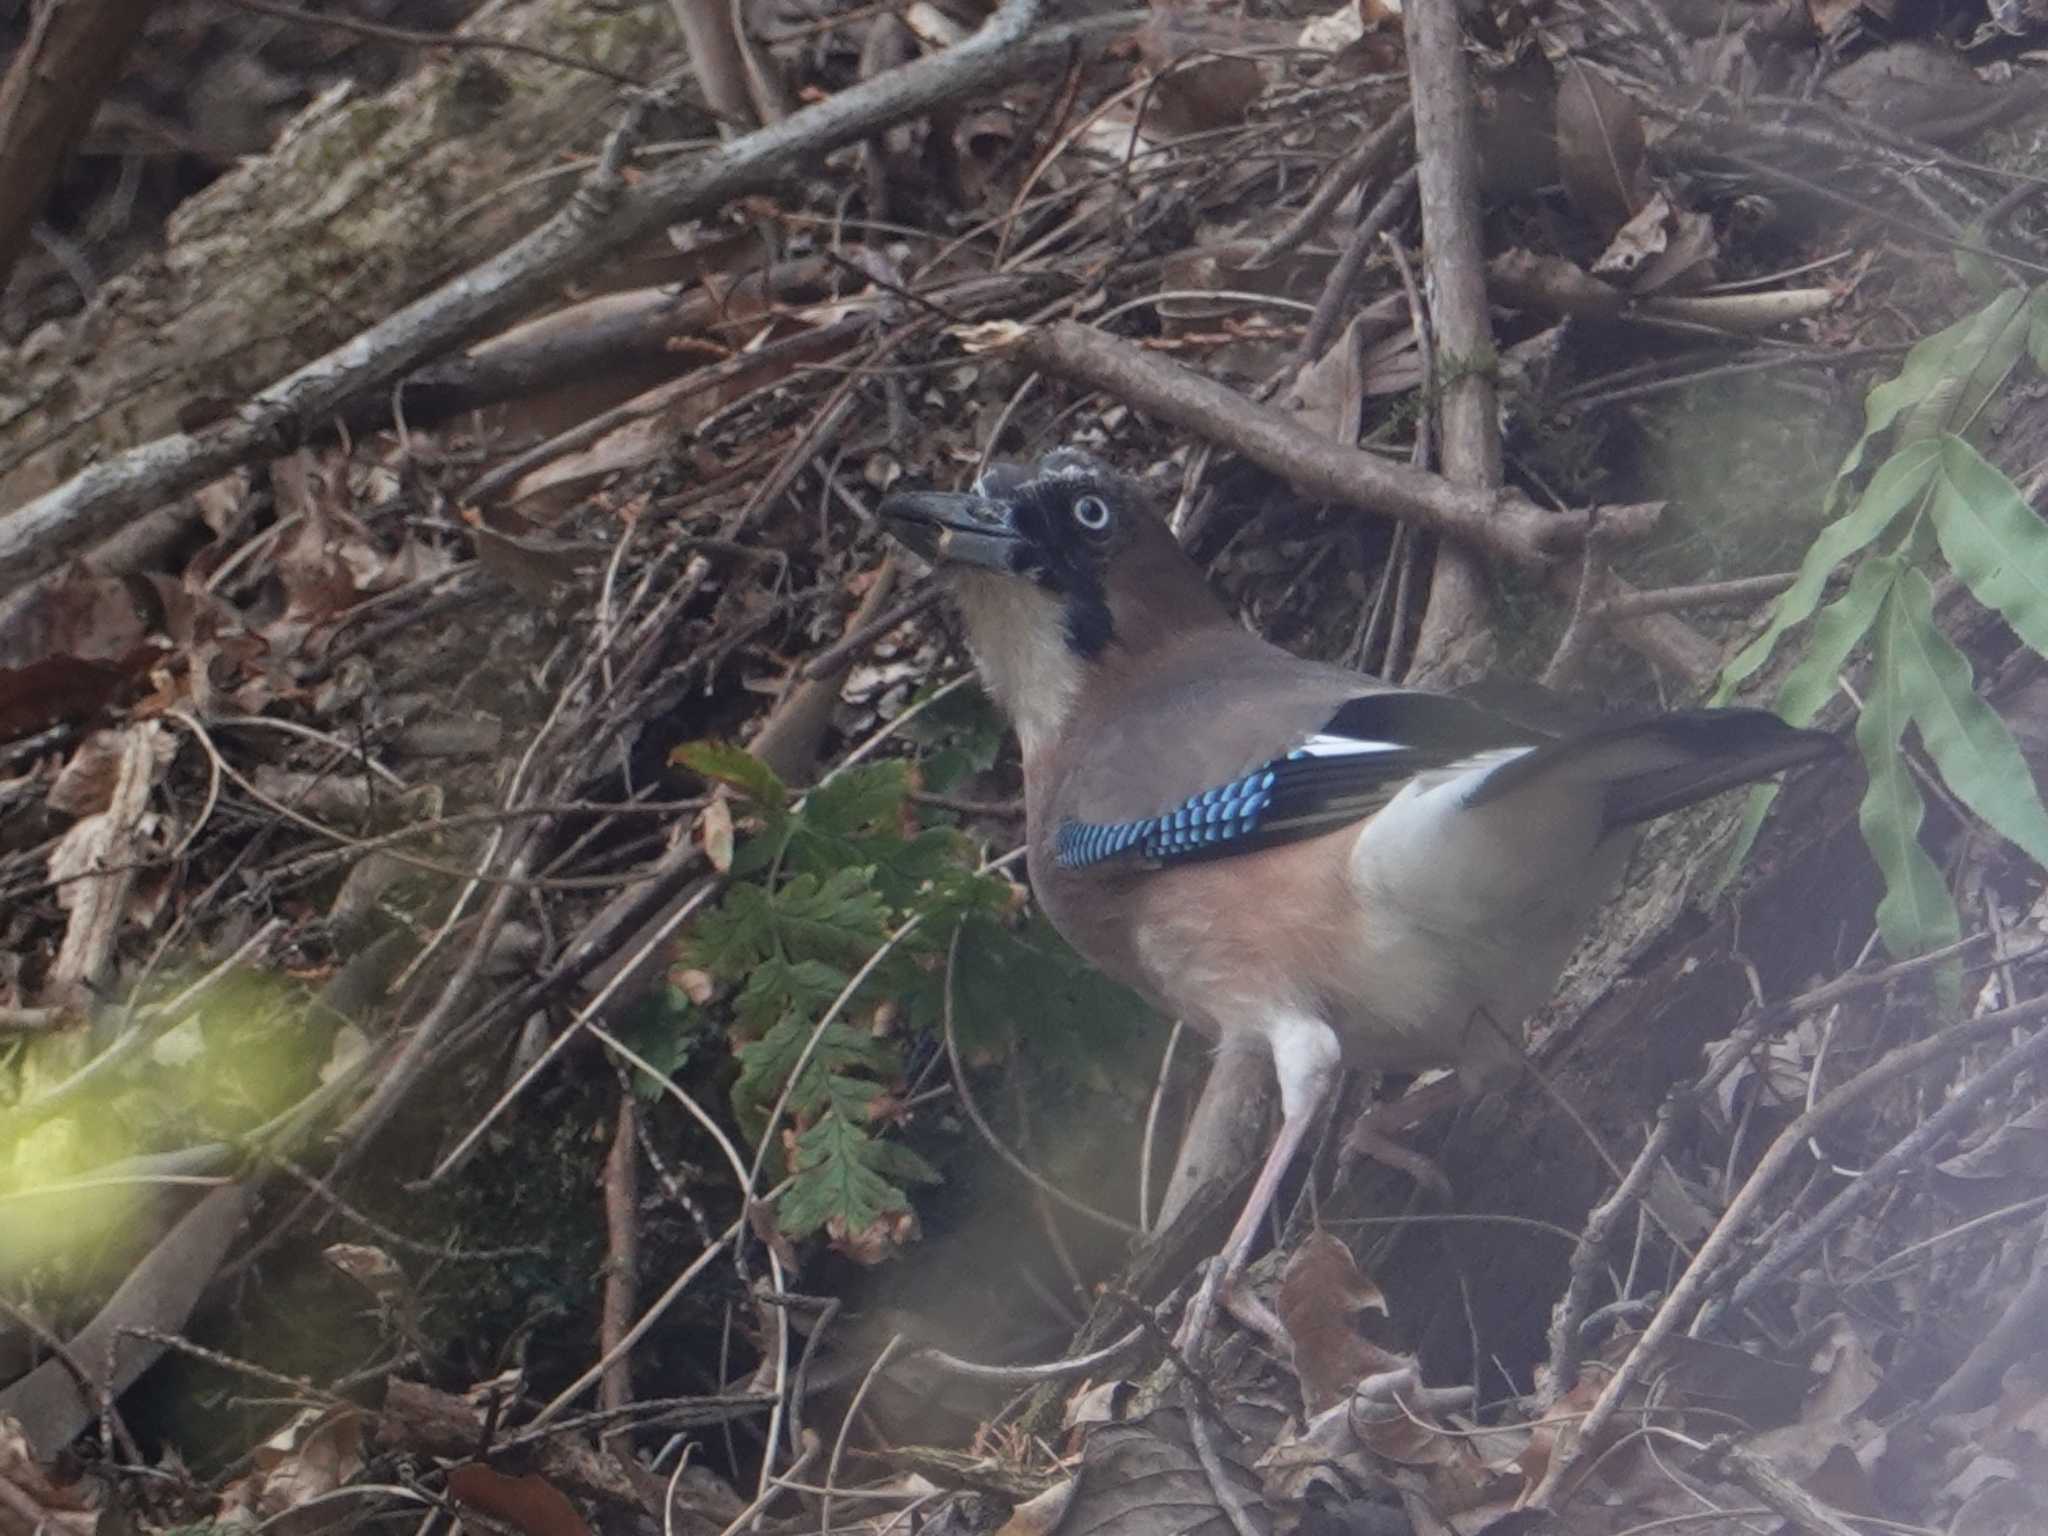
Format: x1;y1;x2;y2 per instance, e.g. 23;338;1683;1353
950;320;1029;353
996;1480;1077;1536
1287;315;1370;446
1138;7;1281;138
1277;1233;1400;1416
1555;60;1647;240
699;797;736;873
826;1206;920;1265
0;1414;99;1535
446;1464;592;1536
1051;1409;1265;1536
44;722;173;1004
1937;1102;2048;1182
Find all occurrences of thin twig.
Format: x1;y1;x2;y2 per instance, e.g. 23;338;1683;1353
1139;1021;1185;1234
799;585;942;678
1250;105;1414;268
600;1088;642;1428
1718;987;2048;1328
1596;572;1801;618
1530;988;2048;1506
1185;1405;1263;1536
1290;168;1417;379
911;1325;1146;1383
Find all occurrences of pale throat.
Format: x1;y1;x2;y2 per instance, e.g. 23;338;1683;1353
948;570;1085;759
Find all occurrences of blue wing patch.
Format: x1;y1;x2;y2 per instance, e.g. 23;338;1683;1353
1053;691;1544;871
1055;765;1283;869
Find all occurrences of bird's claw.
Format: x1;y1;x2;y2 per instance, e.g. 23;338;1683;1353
1172;1259;1232;1361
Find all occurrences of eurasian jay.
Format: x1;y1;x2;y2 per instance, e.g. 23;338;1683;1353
879;447;1837;1351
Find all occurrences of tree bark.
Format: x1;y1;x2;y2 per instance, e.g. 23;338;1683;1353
0;0;675;511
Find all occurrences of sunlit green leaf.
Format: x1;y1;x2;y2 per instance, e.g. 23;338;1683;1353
1928;434;2048;660
1716;441;1937;701
1716;557;1900;890
1776;555;1902;727
1887;565;2048;869
1836;289;2022;505
1897;289;2027;445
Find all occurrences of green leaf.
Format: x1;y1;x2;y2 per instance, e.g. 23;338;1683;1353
732;957;848;1039
615;985;707;1100
689;882;780;976
1715;441;1938;701
777;1111;934;1238
1716;557;1900;891
731;1015;898;1136
1953;231;2005;302
1896;289;2027;445
1775;555;1902;728
2027;284;2048;374
672;740;789;814
1857;589;1962;1002
803;762;911;839
1928;434;2048;660
689;869;892;980
766;868;892;959
1887;565;2048;869
786;821;973;910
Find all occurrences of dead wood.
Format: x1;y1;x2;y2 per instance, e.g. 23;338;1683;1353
0;0;680;513
0;0;1132;596
0;1185;251;1459
1400;0;1499;686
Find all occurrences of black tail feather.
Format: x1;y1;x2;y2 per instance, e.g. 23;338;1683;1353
1603;711;1843;827
1466;707;1842;825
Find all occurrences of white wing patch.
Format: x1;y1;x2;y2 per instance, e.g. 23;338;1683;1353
1294;734;1405;758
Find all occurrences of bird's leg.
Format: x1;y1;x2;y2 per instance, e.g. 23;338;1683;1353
1174;1015;1341;1357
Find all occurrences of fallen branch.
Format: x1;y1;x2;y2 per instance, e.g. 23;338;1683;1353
0;0;1138;594
0;1184;253;1458
1015;321;1654;568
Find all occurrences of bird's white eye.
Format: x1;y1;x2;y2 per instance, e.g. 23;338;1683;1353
1072;493;1112;531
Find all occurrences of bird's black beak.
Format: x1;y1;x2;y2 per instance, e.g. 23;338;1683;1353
879;490;1026;574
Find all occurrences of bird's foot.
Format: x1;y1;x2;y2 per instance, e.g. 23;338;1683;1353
1342;1121;1454;1201
1174;1257;1293;1363
1340;1076;1464;1201
1172;1258;1232;1362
